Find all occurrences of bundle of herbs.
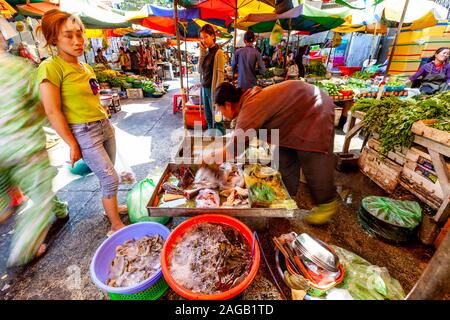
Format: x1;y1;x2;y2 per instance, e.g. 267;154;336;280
352;91;449;155
379;91;450;154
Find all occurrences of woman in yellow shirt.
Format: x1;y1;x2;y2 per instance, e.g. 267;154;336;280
36;9;126;235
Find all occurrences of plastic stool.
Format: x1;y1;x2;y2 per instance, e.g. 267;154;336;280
173;93;186;114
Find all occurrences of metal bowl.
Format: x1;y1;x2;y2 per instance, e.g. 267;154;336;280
291;233;339;272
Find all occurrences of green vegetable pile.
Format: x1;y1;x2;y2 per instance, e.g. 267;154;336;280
431;119;450;131
348;78;368;89
352;71;371;80
142;80;155;93
351;97;407;135
249;183;276;204
261;69;274;79
317;82;342;96
332;245;405;300
305;62;327;77
351;91;450;154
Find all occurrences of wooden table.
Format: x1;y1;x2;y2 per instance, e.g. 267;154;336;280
342;110;366;153
411;135;450;223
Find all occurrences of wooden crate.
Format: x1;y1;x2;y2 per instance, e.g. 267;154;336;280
412;120;450;146
368;138;406;166
400;146;449;209
434;217;450;248
359;147;403;194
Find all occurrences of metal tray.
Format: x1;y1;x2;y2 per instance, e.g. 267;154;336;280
173;135;275;166
291;233;340;272
146;163;305;218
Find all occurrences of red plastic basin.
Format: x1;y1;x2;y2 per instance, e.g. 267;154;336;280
161;214;260;300
338;66;362;76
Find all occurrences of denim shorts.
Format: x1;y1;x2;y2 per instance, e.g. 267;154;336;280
69;119;119;198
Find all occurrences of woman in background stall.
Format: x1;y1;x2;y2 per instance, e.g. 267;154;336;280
198;24;226;135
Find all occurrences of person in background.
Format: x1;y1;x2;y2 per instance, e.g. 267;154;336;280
231;30;265;90
115;46;131;72
285;60;299;80
295;45;308;78
409;47;450;94
143;45;155;78
36;9;126;238
95;48;109;67
110;49;119;70
199;24;226;135
204;81;338;225
0;16;68;266
129;49;140;75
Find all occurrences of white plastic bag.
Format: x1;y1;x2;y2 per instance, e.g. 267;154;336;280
115;150;136;185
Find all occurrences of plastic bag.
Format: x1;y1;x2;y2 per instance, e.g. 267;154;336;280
115;150;136;185
361;196;422;228
269;20;283;46
126;177;169;224
332;245;405;300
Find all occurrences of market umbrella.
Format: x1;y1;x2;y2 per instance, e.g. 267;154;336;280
0;0;16;18
60;0;130;29
237;3;348;34
5;0;45;4
15;1;58;18
375;0;449;30
179;0;275;48
334;0;449;33
128;4;231;40
182;0;275;25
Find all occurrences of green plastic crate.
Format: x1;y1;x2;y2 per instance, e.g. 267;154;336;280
108;276;169;300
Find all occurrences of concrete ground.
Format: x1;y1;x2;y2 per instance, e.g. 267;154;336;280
0;79;434;300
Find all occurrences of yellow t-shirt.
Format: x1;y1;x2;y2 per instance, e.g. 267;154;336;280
36;55;107;124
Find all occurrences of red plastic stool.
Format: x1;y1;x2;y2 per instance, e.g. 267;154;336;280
173;93;186;114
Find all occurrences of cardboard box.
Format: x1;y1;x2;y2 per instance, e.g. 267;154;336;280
126;88;143;99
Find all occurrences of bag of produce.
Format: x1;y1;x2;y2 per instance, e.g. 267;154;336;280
269;20;283;46
361;196;422;228
332;245;405;300
127;177;169;224
358;196;422;243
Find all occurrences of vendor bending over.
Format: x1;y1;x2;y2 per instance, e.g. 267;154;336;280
204;81;337;224
409;47;450;94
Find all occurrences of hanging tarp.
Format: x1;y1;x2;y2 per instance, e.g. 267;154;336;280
0;0;16;18
237;4;347;34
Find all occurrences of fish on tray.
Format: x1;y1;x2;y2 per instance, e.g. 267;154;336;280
220;186;249;208
107;235;164;288
193;167;220;189
162;182;200;200
195;189;220;208
218;163;245;190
